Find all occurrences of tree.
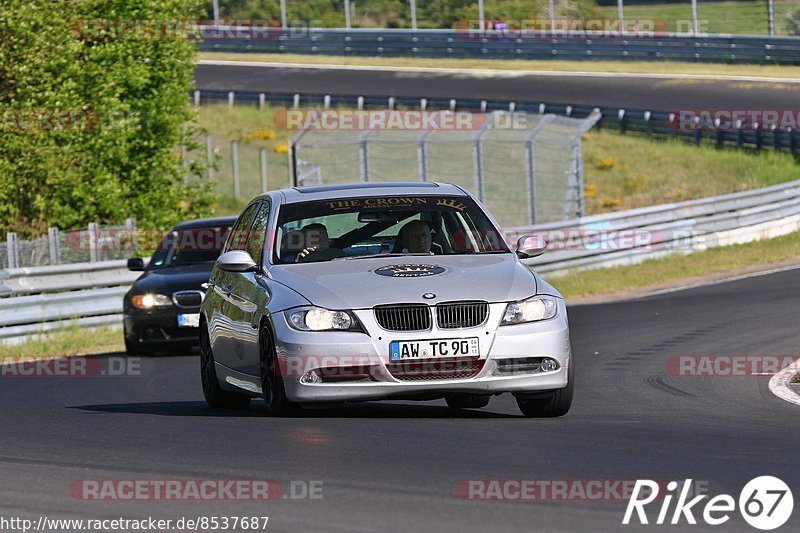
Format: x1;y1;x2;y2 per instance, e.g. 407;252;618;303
0;0;215;238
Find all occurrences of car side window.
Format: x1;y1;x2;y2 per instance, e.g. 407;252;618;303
245;202;271;264
225;203;259;252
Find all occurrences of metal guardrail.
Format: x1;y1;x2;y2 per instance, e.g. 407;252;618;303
195;89;800;160
0;180;798;343
198;28;800;65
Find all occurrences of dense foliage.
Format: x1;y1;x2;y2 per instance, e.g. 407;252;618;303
0;0;214;238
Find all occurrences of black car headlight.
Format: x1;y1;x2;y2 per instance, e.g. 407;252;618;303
501;295;557;325
131;294;173;309
285;307;360;332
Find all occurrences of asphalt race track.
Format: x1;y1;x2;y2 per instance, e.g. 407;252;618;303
194;62;800;111
1;268;798;532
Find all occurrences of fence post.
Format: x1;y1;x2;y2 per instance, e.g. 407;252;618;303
359;136;370;182
260;148;268;193
228;91;235;107
206;135;214;180
417;131;430;182
259;93;266;110
324;94;331;109
48;227;61;265
194;90;200;106
7;232;19;269
357;96;364;110
525;139;536;225
618;109;627;134
125;218;137;256
472;136;484;203
293;94;300;108
88;222;99;263
232;141;240;200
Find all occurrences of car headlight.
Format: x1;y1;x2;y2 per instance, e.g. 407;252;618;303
286;307;359;332
501;295;557;325
131;294;173;309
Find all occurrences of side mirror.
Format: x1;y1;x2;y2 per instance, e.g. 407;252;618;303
127;257;145;271
217;250;257;272
516;235;547;259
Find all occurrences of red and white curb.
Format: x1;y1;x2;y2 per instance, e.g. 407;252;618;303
769;359;800;406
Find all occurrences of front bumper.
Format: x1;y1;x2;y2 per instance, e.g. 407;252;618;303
123;307;201;347
272;299;571;403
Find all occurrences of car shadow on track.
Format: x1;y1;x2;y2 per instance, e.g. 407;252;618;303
70;401;519;418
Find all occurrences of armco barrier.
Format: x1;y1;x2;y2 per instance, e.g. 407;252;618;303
198;28;800;65
0;180;799;344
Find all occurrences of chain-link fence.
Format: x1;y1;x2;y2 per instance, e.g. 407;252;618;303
2;221;137;269
290;110;600;227
208;0;800;36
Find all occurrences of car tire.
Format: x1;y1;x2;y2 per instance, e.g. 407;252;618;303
445;393;490;409
259;323;301;417
516;360;574;418
199;324;251;409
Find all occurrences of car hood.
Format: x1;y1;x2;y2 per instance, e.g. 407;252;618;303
268;254;538;309
131;263;215;295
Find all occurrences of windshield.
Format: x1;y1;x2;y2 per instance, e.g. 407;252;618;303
273;194;509;264
149;225;231;269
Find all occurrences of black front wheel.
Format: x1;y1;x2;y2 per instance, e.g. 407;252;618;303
200;325;251;409
516;360;574;418
259;324;300;417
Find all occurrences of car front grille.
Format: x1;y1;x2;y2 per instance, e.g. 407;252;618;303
173;290;204;308
374;304;431;331
387;358;484;381
436;301;488;329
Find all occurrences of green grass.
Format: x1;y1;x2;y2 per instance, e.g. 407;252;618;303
199;52;800;79
547;229;800;299
581;130;800;215
0;325;123;359
598;0;800;36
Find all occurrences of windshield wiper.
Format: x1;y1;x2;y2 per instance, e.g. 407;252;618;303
335;252;433;261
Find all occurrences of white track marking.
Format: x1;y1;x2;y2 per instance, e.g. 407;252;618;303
769;359;800;407
198;59;800;84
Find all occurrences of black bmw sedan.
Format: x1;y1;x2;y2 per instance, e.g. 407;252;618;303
123;216;237;355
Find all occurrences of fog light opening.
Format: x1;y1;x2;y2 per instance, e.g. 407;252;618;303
300;370;321;384
540;358;559;372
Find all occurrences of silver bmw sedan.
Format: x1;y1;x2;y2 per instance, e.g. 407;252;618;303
200;182;573;417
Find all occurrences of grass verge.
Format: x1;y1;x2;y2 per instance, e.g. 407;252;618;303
547;230;800;300
0;325;123;360
198;52;800;79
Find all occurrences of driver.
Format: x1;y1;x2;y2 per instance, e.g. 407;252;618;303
397;219;433;254
296;223;344;262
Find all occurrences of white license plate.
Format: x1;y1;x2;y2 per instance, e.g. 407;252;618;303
177;313;200;328
390;337;479;361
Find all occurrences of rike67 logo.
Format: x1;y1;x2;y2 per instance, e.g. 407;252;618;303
623;477;793;530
